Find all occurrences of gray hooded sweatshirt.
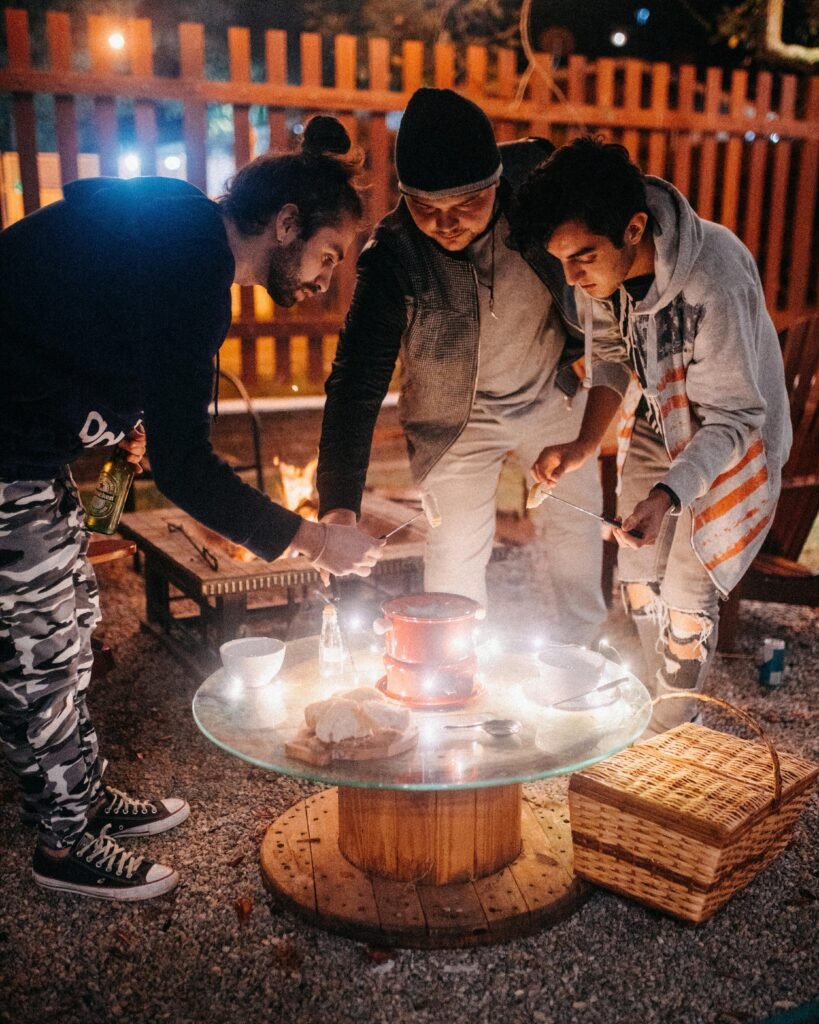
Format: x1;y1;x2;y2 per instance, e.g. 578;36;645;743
581;177;792;594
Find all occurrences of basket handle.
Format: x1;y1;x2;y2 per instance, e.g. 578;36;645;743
651;692;782;807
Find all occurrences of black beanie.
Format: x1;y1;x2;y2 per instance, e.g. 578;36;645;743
395;88;502;200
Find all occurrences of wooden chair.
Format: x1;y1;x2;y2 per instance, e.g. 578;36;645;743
718;315;819;651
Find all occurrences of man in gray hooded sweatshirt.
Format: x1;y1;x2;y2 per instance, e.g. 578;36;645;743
511;138;791;731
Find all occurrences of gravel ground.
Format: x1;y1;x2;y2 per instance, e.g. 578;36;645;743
0;544;817;1024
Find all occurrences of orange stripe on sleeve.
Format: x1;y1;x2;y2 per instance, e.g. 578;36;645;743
704;514;771;571
694;466;769;528
710;439;765;490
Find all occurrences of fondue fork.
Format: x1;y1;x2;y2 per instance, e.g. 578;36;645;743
526;484;644;539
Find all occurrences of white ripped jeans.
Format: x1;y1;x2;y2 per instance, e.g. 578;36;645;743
421;386;606;646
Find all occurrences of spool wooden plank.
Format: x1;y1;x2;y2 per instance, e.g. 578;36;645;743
260;799;317;915
473;865;529;931
431;788;477;884
306;790;381;929
525;792;576;879
370;876;428;939
508;802;570;911
416;880;488;940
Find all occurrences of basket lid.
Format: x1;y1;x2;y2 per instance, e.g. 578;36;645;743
570;724;819;843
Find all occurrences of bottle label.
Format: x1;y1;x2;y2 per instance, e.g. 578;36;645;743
87;472;118;517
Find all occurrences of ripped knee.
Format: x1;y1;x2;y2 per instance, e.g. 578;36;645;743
666;607;715;664
621;581;660;619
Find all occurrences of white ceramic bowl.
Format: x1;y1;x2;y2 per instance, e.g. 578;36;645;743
526;644;606;706
219;637;286;688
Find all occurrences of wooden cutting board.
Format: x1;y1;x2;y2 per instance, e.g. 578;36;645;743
285;726;418;766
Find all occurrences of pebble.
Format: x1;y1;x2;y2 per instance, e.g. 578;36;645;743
0;557;815;1024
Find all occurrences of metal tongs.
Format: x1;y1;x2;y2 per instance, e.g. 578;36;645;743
167;522;220;571
526;483;644;539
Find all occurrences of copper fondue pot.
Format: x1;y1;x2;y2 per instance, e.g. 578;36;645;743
373;592;483;665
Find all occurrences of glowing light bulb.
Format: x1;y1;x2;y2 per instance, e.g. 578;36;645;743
611;30;628;47
164;154;182;171
635;8;650;26
108;32;125;50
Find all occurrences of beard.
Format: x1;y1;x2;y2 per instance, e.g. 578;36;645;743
265;238;315;307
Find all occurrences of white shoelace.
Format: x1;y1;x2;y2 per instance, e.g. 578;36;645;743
105;787;157;817
76;825;145;879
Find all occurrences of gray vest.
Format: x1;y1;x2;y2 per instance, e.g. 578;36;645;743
369;139;564;482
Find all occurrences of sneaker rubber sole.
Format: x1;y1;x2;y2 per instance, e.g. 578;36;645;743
32;866;179;901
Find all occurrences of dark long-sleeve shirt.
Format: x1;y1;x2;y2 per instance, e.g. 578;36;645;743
0;176;300;560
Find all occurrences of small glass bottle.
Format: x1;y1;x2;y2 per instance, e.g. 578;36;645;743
85;447;136;535
319;605;345;677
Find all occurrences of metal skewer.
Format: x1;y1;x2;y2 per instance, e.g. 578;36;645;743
526;485;644;539
380;511;424;540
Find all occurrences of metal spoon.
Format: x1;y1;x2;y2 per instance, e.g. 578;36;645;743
445;718;522;737
549;676;628;709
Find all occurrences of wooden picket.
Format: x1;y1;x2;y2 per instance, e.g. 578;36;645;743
0;7;817;390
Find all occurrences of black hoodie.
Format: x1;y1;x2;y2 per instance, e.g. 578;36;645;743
0;176;300;560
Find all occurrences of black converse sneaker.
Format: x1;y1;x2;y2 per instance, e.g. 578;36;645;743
88;786;190;837
33;825;178;901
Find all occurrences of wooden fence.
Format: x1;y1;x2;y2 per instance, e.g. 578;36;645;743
1;8;817;393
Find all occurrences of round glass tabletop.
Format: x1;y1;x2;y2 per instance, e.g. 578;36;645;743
192;634;652;791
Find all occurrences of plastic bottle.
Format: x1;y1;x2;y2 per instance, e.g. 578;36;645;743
319;605;345;677
85;447;136;534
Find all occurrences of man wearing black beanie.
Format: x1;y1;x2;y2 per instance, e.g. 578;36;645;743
317;88;606;644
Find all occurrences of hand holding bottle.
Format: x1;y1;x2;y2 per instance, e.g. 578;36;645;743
118;424;147;472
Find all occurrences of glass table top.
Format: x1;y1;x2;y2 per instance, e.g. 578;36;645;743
192;634;652;791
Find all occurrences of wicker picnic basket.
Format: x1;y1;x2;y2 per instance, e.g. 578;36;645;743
568;694;819;923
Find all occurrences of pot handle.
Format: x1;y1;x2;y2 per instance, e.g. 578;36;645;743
372;617;391;637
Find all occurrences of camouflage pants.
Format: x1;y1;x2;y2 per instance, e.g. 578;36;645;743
0;475;105;850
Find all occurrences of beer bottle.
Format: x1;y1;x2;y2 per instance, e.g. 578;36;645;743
85;446;136;535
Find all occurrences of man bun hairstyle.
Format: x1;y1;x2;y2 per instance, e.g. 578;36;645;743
302;114;352;157
510;136;649;253
219;114;364;239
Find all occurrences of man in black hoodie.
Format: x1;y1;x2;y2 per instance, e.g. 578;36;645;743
0;116;383;900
